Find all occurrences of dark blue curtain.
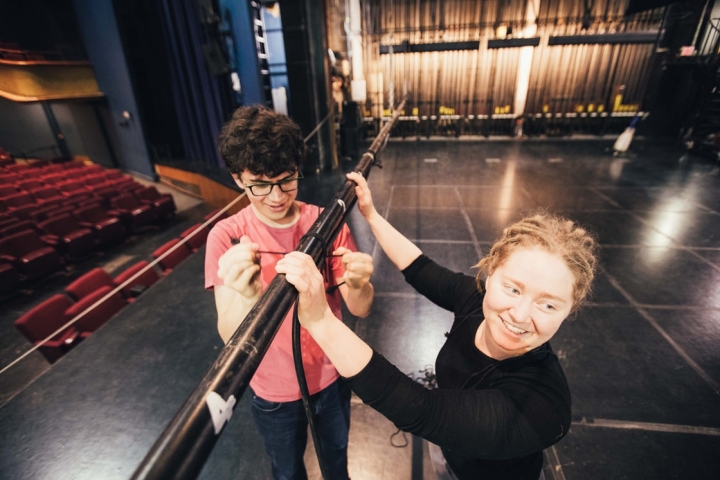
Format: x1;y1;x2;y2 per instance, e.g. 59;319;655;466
158;0;235;168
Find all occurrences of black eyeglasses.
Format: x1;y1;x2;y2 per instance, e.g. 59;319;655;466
242;171;304;196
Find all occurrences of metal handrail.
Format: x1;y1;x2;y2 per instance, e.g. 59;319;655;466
0;200;243;378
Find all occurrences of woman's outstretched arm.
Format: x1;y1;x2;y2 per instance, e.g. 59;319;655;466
347;172;422;271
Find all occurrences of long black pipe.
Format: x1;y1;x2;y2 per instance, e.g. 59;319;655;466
131;99;406;480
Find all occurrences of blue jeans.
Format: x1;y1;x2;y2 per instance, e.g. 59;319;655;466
250;379;351;480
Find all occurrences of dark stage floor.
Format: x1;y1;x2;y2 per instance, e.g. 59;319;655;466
0;138;718;479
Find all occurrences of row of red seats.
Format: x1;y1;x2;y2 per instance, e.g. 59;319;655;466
0;185;175;235
0;188;176;294
0;168;140;214
13;208;228;363
0;157;177;294
14;260;161;363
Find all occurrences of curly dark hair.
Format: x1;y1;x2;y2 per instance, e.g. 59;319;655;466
217;106;306;178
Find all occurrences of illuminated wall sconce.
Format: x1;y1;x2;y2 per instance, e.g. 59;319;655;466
119;110;133;127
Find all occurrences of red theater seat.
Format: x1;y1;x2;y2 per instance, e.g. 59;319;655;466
64;285;127;337
152;238;191;274
3;163;29;174
41;165;65;175
118;182;145;194
57;180;91;196
74;203;125;245
30;204;72;223
4;192;37;210
103;169;134;185
17;179;43;192
113;260;160;301
62;161;85;170
0;173;21;184
3;193;38;220
179;224;209;252
90;186;119;208
0;217;20;232
109;193;155;232
61;191;95;207
40;173;67;184
0;185;19;196
0;219;40;237
39;213;95;257
31;187;65;205
15;294;79;363
81;164;103;175
65;268;114;301
136;186;176;221
8;204;37;220
83;174;112;189
0;230;60;281
0;261;20;293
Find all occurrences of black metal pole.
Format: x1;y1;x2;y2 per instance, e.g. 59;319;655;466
131;99;406;480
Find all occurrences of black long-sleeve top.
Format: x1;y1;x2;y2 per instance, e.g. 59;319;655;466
345;255;571;480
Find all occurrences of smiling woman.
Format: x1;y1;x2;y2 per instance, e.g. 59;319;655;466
275;173;599;480
478;247;576;360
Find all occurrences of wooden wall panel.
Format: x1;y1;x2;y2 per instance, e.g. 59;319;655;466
155;164;250;216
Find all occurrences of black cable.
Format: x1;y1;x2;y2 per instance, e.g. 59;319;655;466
292;232;334;480
292;303;331;480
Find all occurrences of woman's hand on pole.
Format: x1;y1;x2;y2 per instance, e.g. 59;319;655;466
276;252;333;328
346;172;422;271
347;172;379;220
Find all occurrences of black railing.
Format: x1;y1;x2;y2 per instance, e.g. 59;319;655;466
131;99;406;480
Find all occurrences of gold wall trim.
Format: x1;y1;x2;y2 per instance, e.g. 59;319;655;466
0;63;102;102
0;58;91;67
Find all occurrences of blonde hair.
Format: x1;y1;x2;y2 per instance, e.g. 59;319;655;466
475;213;598;312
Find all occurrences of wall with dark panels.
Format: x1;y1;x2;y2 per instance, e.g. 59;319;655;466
0;98;120;166
51;102;117;167
72;0;155;179
0;99;57;157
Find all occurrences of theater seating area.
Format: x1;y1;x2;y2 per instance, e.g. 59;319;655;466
0;155;178;294
12;207;228;363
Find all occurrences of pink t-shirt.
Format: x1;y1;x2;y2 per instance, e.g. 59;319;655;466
204;201;357;402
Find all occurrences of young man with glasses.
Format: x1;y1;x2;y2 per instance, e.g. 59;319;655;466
204;106;374;480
